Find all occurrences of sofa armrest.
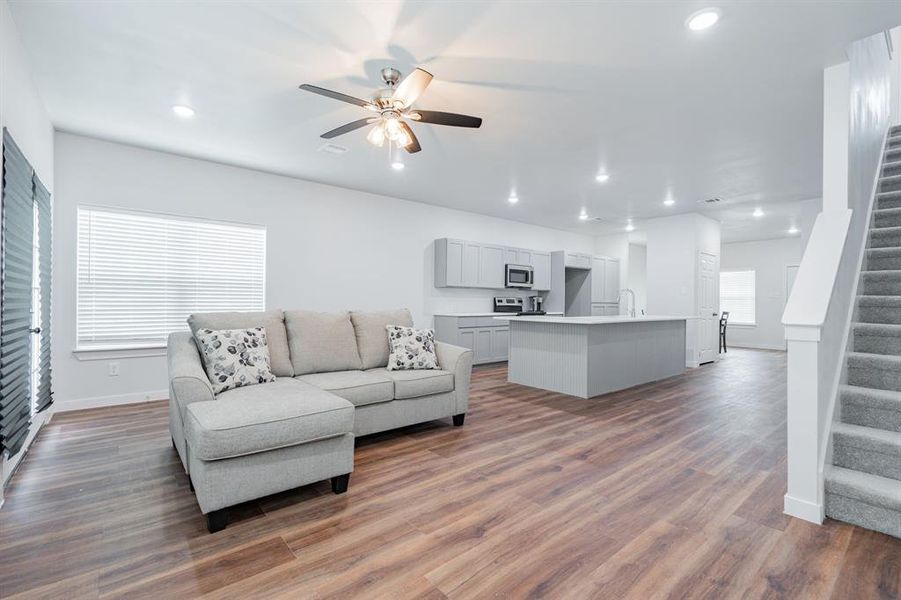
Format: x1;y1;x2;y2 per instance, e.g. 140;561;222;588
435;341;473;415
168;331;215;420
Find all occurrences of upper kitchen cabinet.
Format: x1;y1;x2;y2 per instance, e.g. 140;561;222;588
531;251;551;291
591;255;621;303
564;252;592;270
435;238;553;290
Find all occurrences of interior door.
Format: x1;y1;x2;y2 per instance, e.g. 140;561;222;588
697;251;719;364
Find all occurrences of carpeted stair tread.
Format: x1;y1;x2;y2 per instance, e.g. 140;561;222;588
825;466;901;512
857;294;901;306
846;352;901;392
847;352;901;368
861;270;901;295
840;385;901;433
874;207;901;227
865;247;901;270
833;422;901;458
853;322;901;355
869;225;901;248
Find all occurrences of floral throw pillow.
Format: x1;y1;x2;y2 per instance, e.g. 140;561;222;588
386;325;440;371
194;327;277;394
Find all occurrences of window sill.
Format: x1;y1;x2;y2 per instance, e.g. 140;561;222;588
73;346;167;361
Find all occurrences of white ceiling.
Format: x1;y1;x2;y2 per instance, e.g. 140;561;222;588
9;1;901;242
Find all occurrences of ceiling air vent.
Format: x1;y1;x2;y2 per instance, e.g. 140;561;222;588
318;143;348;155
701;197;722;204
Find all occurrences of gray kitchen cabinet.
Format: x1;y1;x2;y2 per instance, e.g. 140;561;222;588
436;238;503;289
479;244;506;288
590;255;621;303
565;252;592;269
435;315;510;364
604;257;620;303
531;251;551;291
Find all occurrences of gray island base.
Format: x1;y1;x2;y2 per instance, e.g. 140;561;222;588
500;316;689;399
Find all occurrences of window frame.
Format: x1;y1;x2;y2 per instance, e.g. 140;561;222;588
719;269;757;327
74;205;267;355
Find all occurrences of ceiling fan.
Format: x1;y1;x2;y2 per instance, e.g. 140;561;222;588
299;67;482;154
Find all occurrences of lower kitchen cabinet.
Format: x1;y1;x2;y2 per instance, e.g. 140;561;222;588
435;315;510;364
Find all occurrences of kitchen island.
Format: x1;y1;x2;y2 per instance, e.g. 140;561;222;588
498;315;690;399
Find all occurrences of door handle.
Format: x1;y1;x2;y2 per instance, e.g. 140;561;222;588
712;313;718;317
29;327;41;334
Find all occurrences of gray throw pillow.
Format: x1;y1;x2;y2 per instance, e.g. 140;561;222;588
194;327;276;394
386;325;439;371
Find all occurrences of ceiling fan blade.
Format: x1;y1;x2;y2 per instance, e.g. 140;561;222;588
320;118;377;139
392;68;433;108
399;121;421;153
299;84;375;109
408;110;482;128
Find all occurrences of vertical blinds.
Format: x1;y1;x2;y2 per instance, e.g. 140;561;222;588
1;130;35;455
76;207;266;349
720;270;756;325
33;175;52;413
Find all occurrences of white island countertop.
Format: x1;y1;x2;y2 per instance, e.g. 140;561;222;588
496;315;694;325
434;311;563;317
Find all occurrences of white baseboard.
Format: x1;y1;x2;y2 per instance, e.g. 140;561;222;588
729;343;787;351
784;494;824;524
56;389;168;412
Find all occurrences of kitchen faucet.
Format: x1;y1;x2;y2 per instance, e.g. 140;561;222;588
618;288;636;318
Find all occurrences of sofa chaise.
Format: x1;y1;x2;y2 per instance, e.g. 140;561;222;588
167;308;473;532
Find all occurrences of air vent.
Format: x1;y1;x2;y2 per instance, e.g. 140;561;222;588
701;197;722;204
318;143;348;155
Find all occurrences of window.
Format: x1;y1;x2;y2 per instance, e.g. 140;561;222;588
77;207;266;350
719;270;755;325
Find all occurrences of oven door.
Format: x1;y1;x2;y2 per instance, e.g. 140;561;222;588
505;264;533;288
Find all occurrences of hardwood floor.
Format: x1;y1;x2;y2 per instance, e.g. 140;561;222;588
1;349;899;599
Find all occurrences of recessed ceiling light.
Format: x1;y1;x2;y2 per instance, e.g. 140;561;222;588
579;211;589;221
663;198;675;206
686;8;721;31
508;194;519;204
391;161;405;171
788;226;799;235
595;173;610;183
172;104;195;118
753;207;764;218
625;221;635;232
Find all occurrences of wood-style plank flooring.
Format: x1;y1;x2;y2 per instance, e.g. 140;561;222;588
1;349;899;598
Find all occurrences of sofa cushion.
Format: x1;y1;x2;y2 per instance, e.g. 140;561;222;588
194;328;277;394
285;310;363;375
386;325;439;371
184;378;353;461
297;370;394;407
188;310;293;377
351;309;414;370
366;367;455;400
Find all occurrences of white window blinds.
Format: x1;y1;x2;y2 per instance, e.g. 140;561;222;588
77;207;266;349
719;270;756;325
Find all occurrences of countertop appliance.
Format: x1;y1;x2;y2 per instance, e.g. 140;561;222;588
494;297;524;313
505;264;533;288
494;296;546;316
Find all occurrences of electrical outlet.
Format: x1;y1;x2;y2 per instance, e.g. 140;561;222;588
108;362;120;377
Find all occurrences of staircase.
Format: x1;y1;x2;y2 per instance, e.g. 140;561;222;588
824;125;901;538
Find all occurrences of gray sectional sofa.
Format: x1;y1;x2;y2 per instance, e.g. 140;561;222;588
167;308;473;532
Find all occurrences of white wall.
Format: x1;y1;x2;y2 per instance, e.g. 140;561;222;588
722;237;802;350
645;213;721;367
822;63;850;212
627;244;647;315
0;0;55;492
52;132;596;409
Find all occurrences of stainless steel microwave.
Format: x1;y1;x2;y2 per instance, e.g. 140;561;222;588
505;264;533;288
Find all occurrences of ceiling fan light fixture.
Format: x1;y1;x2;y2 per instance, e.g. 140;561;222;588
367;124;386;147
